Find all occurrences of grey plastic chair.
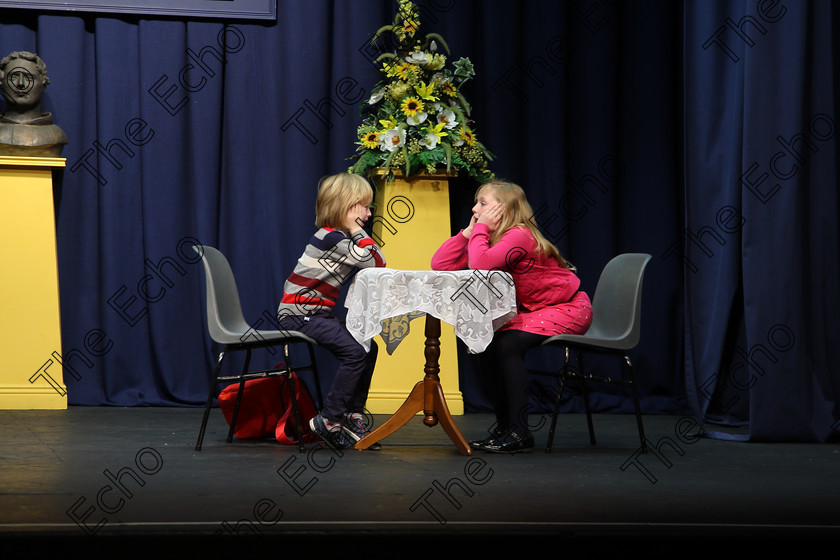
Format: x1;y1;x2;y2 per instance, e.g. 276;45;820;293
193;245;323;452
541;253;652;453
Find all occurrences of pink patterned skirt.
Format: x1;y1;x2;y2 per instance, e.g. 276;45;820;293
497;290;593;337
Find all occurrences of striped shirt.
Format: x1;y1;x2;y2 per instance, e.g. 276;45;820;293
277;227;386;317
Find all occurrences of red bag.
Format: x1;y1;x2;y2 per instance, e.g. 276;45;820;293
217;367;319;444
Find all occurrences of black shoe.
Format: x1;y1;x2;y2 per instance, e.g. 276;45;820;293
469;428;504;450
480;430;535;454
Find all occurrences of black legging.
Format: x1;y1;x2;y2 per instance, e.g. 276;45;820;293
475;329;547;435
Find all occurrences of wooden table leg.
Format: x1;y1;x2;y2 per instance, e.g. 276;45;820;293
355;315;472;455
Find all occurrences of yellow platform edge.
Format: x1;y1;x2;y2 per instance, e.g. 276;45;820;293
0;155;66;167
0;386;68;409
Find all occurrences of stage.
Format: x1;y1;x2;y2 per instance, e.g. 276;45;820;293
1;407;838;553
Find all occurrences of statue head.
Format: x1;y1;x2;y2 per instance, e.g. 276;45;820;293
0;50;67;155
0;51;50;120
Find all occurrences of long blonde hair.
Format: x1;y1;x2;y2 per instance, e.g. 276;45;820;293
314;173;373;228
477;180;574;270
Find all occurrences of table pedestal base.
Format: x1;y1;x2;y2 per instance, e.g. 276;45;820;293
355;315;472;455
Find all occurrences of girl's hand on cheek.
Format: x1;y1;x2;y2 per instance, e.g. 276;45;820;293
462;214;478;238
477;203;503;231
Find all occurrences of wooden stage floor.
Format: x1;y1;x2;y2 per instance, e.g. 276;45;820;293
1;407;838;553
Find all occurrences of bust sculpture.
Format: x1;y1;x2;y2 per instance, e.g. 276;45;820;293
0;51;68;157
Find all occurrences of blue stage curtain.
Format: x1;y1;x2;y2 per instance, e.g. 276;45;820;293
1;1;836;442
682;0;840;442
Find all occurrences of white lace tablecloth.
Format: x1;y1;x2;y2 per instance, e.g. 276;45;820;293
345;268;518;355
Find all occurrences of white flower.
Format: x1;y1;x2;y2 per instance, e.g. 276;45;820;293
368;89;384;104
406;112;428;125
405;51;431;65
379;127;406;152
436;109;458;129
419;131;441;150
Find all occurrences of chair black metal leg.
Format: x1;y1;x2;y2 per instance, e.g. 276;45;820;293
284;345;306;453
308;343;324;410
545;347;570;453
625;355;647;453
196;351;226;451
227;349;251;443
577;351;596;446
195;339;321;452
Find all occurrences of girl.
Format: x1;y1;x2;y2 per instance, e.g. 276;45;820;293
277;172;386;450
431;180;592;453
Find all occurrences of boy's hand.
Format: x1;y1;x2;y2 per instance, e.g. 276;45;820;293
344;203;371;234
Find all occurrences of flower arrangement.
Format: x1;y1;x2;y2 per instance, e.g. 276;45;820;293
348;0;494;183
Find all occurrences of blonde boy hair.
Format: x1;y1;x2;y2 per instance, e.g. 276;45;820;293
477;180;574;270
314;173;374;228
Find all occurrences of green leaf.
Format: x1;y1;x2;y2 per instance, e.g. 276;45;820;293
442;142;453;171
375;52;397;64
448;105;469;130
477;141;495;161
372;24;396;43
455;92;472;116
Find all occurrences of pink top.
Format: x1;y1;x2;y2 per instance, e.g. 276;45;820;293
431;223;592;336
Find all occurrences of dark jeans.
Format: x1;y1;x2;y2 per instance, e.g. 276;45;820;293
279;312;378;423
475;329;547;435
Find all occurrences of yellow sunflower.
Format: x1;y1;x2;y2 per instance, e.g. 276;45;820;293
359;130;379;149
401;96;424;117
395;62;419;80
459;127;477;146
440;81;457;97
401;18;419;36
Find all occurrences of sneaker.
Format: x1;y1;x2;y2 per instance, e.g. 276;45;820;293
343;412;381;450
309;414;352;450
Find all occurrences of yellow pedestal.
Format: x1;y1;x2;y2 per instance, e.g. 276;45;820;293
0;156;67;409
368;170;463;415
